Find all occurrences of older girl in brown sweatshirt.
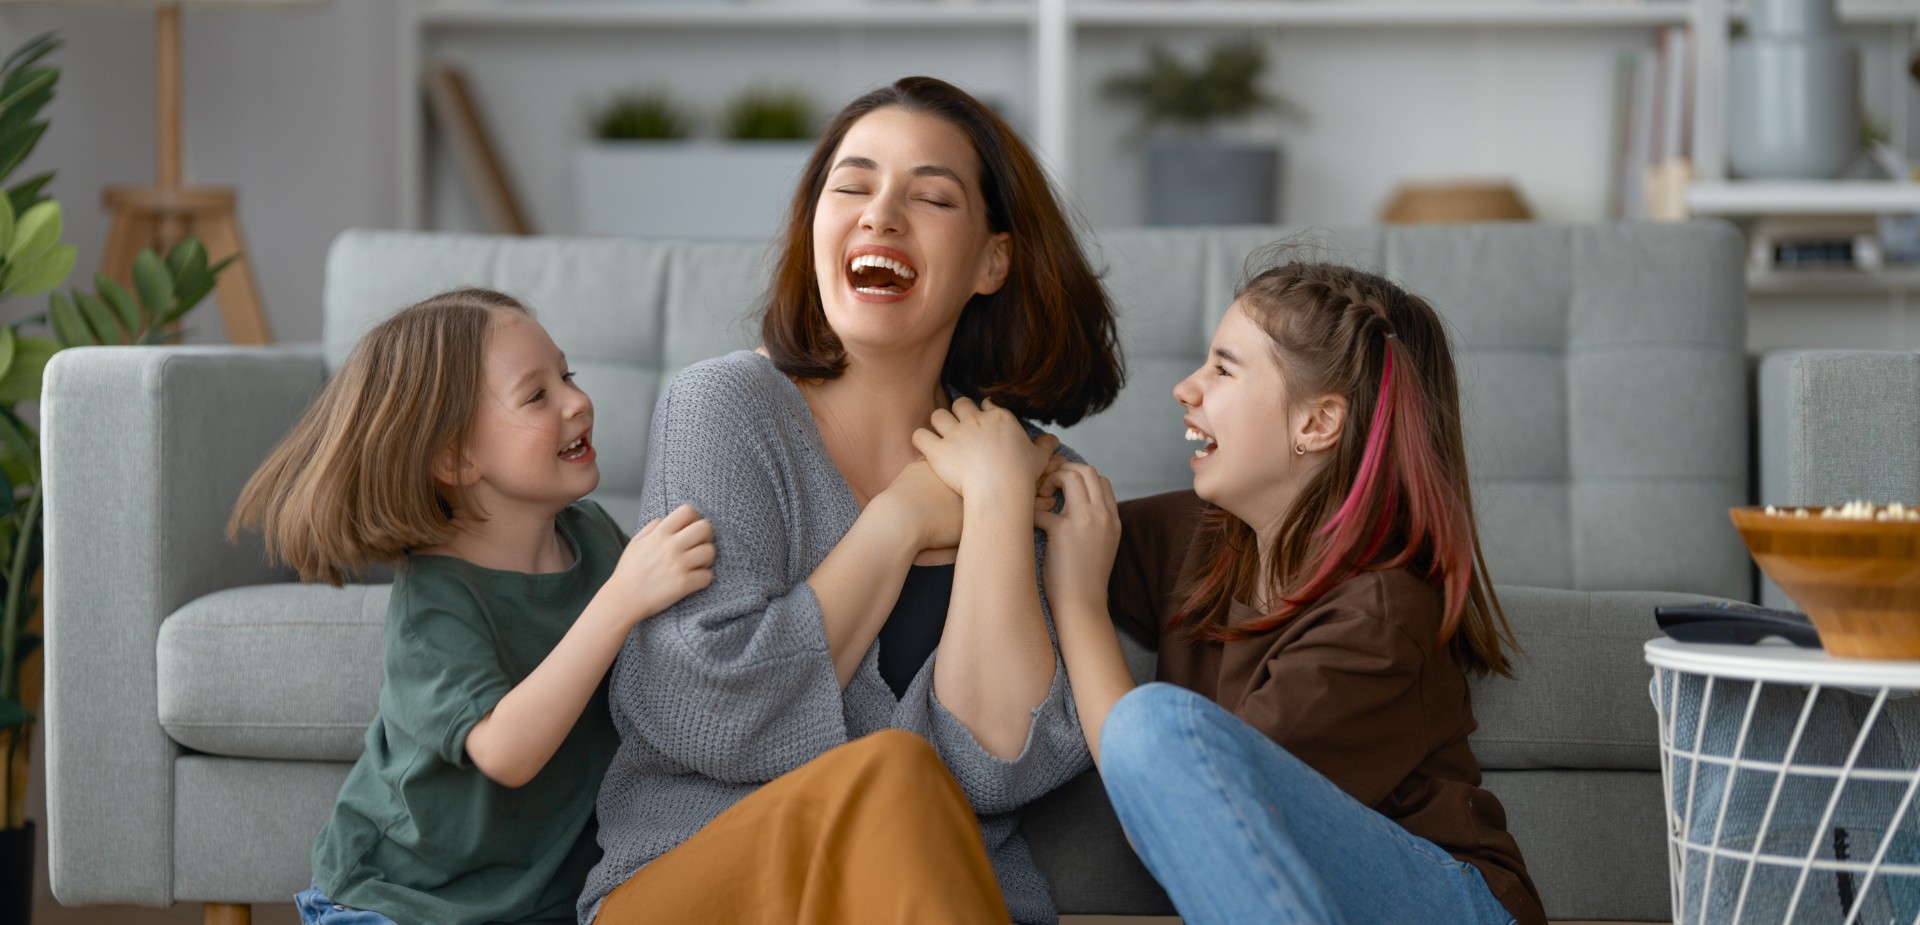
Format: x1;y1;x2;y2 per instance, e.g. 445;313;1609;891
1013;257;1547;925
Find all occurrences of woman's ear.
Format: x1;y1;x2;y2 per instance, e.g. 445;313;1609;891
975;231;1012;296
1297;394;1349;454
431;443;479;488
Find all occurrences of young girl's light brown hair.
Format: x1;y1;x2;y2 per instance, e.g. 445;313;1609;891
228;288;529;586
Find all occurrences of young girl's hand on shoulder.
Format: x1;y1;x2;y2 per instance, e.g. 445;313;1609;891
1034;462;1122;613
606;502;716;627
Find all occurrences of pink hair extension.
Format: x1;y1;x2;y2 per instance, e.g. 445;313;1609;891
1270;337;1478;641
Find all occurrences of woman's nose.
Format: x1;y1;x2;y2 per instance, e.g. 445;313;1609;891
861;192;903;235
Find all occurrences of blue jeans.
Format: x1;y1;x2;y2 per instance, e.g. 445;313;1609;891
1099;683;1518;925
295;886;399;925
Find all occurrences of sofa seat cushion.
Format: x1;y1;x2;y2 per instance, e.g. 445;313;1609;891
1470;585;1728;771
157;583;390;760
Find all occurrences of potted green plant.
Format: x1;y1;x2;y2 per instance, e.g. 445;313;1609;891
0;34;229;923
1104;40;1305;226
572;85;817;240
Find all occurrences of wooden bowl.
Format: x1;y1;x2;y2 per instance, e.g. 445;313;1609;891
1729;506;1920;658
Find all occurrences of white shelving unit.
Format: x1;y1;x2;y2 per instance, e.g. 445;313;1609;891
400;0;1920;235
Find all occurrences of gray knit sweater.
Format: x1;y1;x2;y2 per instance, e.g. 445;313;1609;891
580;350;1092;924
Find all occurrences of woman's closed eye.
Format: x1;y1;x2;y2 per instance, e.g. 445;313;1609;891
1214;363;1231;377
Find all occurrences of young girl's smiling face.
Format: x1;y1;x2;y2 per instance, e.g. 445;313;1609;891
1175;300;1324;534
451;312;598;517
811;106;1010;362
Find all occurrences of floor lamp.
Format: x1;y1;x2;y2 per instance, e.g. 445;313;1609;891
7;0;313;346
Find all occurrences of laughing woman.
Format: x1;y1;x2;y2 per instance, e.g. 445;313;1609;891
580;76;1124;925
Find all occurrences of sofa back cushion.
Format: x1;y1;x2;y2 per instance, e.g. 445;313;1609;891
324;221;1749;600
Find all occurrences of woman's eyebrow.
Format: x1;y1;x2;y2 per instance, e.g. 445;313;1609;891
912;165;964;187
830;156;877;172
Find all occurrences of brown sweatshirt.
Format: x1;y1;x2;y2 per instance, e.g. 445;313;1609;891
1108;490;1547;925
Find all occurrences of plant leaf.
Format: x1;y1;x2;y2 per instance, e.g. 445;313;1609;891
74;292;119;345
0;242;72;298
0;33;61;77
0;192;12;256
0;336;57;406
94;273;143;333
166;238;206;278
131;250;173;324
4;171;52;217
0;403;38;483
0;325;16;389
0;68;54;116
4;198;56;263
47;292;90;348
0;120;47;188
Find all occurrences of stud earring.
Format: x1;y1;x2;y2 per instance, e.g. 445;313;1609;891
1294;443;1307;456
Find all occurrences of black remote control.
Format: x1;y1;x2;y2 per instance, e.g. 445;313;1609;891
1655;600;1822;648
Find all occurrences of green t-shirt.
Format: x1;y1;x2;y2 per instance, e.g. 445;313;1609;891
313;501;628;925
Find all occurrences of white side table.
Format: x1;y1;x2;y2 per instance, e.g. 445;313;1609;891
1647;637;1920;925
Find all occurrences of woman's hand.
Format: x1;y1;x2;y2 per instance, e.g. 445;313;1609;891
874;458;963;553
913;397;1059;505
1034;462;1121;613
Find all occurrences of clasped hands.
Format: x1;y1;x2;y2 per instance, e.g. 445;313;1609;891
878;397;1059;555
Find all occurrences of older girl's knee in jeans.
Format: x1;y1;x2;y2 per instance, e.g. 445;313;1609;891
1101;683;1208;777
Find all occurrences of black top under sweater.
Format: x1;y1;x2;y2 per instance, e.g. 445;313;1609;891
877;564;954;697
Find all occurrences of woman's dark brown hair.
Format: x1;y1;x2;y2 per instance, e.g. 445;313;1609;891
759;76;1123;427
1176;255;1519;678
228;288;529;586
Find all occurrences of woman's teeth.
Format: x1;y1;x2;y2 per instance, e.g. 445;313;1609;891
849;254;917;295
850;254;916;278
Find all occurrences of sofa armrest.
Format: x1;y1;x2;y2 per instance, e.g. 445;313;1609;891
41;345;325;905
1756;350;1920;608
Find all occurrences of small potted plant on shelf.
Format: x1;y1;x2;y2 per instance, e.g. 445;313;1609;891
572;85;817;240
1104;39;1304;226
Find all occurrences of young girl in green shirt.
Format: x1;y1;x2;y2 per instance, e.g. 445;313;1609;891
230;288;715;925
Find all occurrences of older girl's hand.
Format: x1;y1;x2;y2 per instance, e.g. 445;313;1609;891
912;397;1058;504
1034;462;1121;612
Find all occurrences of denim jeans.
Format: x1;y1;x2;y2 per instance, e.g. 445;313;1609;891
1099;683;1518;925
294;886;400;925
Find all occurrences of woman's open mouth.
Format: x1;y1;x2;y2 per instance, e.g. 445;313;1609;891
846;247;918;298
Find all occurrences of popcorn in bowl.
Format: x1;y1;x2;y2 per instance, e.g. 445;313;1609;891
1762;501;1920;522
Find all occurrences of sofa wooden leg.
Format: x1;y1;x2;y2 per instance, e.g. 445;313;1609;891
204;903;251;925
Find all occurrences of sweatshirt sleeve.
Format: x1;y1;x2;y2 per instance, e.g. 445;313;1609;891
902;437;1093;815
606;358;850;784
1110;490;1209;650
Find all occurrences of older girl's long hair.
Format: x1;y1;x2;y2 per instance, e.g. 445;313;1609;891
1175;256;1518;678
758;76;1123;427
228;288;528;586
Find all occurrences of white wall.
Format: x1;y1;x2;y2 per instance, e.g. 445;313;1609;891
1;2;1915;352
0;1;399;345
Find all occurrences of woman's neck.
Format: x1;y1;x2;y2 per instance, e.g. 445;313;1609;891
799;352;947;506
417;504;573;574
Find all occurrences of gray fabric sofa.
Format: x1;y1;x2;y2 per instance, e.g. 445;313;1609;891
41;221;1918;921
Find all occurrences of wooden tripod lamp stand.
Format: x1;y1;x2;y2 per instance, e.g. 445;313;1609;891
99;1;274;345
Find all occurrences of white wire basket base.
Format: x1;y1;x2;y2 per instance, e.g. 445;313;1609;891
1648;640;1920;925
